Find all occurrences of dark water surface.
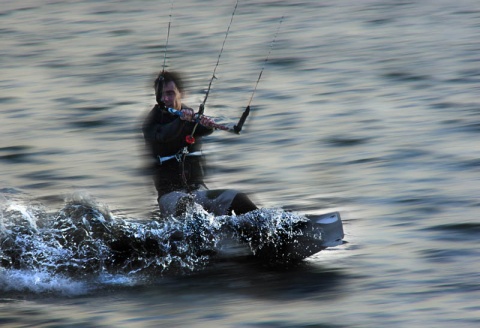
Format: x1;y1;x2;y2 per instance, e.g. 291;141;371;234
2;0;480;327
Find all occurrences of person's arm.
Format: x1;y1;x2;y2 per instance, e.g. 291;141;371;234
179;106;215;137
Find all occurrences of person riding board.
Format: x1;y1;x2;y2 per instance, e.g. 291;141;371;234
142;70;257;216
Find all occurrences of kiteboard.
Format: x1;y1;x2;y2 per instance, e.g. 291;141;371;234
215;211;344;264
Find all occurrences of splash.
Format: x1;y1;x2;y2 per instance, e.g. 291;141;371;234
0;193;325;294
0;268;87;295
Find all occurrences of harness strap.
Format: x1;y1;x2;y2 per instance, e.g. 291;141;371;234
157;151;202;165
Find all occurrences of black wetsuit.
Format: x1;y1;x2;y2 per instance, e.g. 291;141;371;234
142;104;213;198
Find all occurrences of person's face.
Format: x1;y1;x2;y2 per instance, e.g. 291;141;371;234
162;81;181;109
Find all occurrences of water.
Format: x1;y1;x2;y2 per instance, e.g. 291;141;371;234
1;0;480;327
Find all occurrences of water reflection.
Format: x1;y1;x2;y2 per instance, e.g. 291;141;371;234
163;261;349;301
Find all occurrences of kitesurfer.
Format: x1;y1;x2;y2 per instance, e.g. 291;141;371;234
142;70;257;216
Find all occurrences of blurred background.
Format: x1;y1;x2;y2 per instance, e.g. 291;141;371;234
1;0;480;327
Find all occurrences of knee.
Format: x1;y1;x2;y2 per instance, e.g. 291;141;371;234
228;193;257;215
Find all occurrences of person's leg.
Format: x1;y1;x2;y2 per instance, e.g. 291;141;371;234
193;189;257;216
228;192;257;215
158;191;193;216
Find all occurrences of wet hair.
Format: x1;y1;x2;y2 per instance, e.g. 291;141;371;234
154;71;184;104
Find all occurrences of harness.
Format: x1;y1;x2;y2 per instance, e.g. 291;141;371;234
155;115;205;192
155;106;203;165
157;150;202;165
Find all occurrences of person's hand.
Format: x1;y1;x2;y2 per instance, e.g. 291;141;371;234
199;115;216;129
180;108;195;121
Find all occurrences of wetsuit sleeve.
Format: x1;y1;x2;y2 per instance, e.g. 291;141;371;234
194;124;214;137
180;104;214;138
142;105;214;147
